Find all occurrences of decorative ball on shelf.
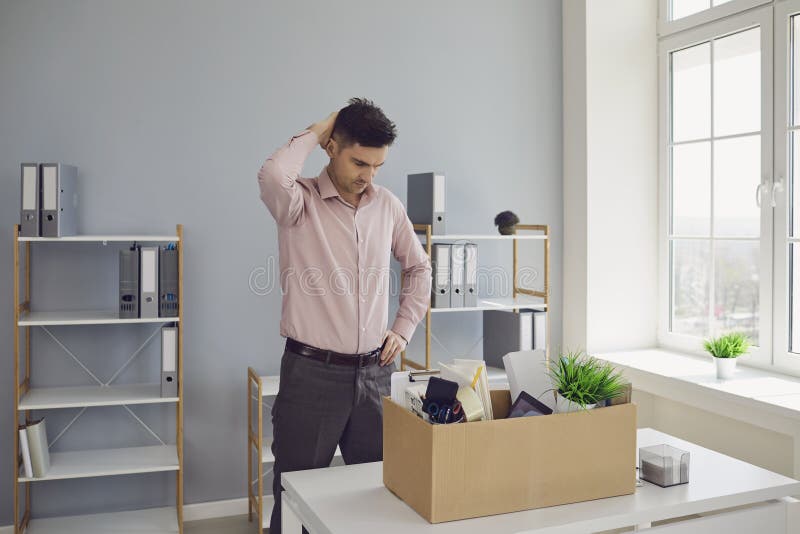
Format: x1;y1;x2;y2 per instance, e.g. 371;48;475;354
494;211;520;235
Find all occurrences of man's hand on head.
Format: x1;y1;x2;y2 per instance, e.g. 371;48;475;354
379;330;407;366
308;111;339;151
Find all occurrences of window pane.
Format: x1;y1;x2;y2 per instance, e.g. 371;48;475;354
713;135;761;237
714;28;760;137
792;244;800;353
672;142;711;235
714;240;759;345
671;240;710;337
792;132;800;238
672;0;711;20
792;15;800;126
672;43;711;142
712;0;733;5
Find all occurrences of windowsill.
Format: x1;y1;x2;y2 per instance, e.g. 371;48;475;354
595;349;800;430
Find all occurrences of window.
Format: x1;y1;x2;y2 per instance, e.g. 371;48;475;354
659;6;774;367
659;0;771;38
775;0;800;372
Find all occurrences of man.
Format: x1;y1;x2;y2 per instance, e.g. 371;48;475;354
257;98;432;533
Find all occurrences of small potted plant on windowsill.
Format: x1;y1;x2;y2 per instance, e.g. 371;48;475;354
548;350;628;413
704;332;751;380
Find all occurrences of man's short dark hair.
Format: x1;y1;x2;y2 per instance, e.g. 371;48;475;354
332;97;397;148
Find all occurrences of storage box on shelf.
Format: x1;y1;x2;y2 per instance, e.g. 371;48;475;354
401;223;550;371
12;225;184;534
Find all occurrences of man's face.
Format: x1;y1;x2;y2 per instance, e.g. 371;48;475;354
326;138;388;196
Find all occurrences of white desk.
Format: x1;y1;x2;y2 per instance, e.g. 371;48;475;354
281;428;800;534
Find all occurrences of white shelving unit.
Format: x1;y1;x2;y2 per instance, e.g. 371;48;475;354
19;384;178;410
247;371;341;532
403;224;551;370
18;310;180;326
24;506;179;534
12;226;184;534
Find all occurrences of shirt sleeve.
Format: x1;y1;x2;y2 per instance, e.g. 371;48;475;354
390;201;432;343
257;129;318;226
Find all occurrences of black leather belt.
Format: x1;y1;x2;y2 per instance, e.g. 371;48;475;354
286;338;382;367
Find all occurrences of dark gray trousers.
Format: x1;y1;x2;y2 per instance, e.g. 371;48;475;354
268;345;394;533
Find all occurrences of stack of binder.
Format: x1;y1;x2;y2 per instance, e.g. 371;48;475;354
119;244;180;319
18;418;50;478
430;242;478;309
20;163;79;238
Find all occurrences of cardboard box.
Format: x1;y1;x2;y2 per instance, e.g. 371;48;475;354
382;390;637;523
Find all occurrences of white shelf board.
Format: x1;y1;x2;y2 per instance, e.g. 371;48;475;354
18;310;180;326
259;376;280;397
261;438;341;464
430;296;547;313
418;233;547;241
19;235;179;243
18;444;179;482
25;506;178;533
19;384;178;410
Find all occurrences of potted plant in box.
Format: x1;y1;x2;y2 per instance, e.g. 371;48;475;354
704;332;751;380
548;350;627;413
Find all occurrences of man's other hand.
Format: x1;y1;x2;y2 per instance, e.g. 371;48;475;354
379;330;407;366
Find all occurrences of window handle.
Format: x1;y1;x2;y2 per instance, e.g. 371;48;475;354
756;182;765;207
770;176;785;208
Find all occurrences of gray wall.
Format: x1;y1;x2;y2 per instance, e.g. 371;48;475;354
0;0;562;523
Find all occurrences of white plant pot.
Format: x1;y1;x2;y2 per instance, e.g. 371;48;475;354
714;357;737;380
555;392;596;413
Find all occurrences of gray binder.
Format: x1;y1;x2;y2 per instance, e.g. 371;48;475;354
119;247;140;319
139;246;159;318
159;247;179;317
40;163;78;237
407;172;446;234
161;327;178;397
450;243;465;308
431;244;451;308
482;309;533;369
20;163;41;237
464;243;478;307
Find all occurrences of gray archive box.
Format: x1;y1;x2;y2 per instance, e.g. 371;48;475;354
20;163;41;237
140;246;159;318
159;247;179;318
119;247;140;319
431;244;451;308
40;163;78;237
407;172;446;235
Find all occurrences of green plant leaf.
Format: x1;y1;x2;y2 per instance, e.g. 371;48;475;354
547;350;627;407
703;332;751;359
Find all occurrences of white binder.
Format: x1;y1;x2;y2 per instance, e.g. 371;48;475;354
140;246;159;318
161;327;178;397
464;243;478;307
450;243;465;307
40;163;78;237
431;244;451;308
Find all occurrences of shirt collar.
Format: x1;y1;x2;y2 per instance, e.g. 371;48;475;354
318;167;377;205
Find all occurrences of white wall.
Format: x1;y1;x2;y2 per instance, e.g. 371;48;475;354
562;0;659;353
563;0;797;483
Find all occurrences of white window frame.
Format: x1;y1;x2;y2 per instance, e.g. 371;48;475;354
774;0;800;375
658;6;775;369
659;0;772;37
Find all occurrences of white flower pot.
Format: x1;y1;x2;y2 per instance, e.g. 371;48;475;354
714;357;737;380
555;392;596;413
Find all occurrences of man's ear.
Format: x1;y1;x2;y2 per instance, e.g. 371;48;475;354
325;137;338;159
